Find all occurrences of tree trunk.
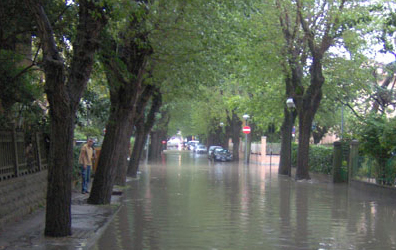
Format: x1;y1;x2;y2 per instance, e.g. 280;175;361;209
295;58;324;180
149;132;158;160
114;136;131;186
293;0;337;179
312;126;327;144
148;110;169;161
25;0;106;236
227;109;242;161
89;14;153;203
45;76;74;237
279;107;297;176
295;113;313;180
89;108;134;204
128;119;146;178
149;129;167;161
127;88;161;177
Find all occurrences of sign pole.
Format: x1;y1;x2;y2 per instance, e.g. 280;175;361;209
242;125;251;164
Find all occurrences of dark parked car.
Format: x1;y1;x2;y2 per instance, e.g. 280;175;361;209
213;149;232;162
208;146;222;159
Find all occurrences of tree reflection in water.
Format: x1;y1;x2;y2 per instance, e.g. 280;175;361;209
92;151;396;250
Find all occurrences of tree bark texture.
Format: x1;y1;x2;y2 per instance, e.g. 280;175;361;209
128;121;146;178
89;106;135;204
149;128;168;161
25;0;106;236
276;0;342;180
127;89;162;177
293;0;343;179
227;109;242;161
114;136;131;186
149;111;170;161
295;57;324;180
278;107;297;176
89;17;153;203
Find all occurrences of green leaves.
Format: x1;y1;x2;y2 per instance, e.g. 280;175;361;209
358;114;396;159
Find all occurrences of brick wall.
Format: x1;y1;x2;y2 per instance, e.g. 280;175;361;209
0;171;47;230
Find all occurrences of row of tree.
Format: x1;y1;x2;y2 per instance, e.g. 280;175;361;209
1;0;395;237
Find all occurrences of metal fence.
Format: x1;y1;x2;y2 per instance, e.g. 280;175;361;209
352;155;396;186
0;130;48;181
348;141;396;187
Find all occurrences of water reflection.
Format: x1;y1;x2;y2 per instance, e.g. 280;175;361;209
91;151;396;250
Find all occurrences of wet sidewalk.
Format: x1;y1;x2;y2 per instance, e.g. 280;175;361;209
0;189;123;250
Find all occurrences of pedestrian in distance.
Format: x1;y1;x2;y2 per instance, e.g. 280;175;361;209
79;138;94;194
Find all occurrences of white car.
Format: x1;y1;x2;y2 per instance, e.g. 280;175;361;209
195;144;207;154
187;141;199;150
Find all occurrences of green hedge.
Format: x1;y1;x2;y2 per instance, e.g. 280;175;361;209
292;143;333;175
73;145;82;182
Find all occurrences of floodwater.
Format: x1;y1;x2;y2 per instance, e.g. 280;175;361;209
91;150;396;250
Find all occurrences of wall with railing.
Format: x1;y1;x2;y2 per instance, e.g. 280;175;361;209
0;129;48;230
0;130;48;180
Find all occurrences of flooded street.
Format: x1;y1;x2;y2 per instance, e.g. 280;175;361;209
91;151;396;250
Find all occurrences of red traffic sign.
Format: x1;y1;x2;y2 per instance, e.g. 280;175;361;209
243;126;251;134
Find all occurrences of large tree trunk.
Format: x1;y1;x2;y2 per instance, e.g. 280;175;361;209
25;0;106;236
89;107;134;204
279;62;300;176
293;0;337;180
126;87;161;177
227;109;242;161
128;122;146;178
117;86;158;183
149;128;168;161
295;57;324;180
114;135;131;186
148;109;169;161
295;112;314;180
45;70;74;237
89;14;153;203
279;107;297;176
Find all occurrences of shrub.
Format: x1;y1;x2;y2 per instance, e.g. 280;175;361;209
308;145;333;174
73;145;82;183
291;143;333;175
357;114;396;185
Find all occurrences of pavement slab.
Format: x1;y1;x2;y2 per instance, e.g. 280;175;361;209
0;190;123;250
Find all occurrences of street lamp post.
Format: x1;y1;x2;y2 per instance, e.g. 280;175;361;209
286;98;295;177
219;122;224;147
243;114;250;164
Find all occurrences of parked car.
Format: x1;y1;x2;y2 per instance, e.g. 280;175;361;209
213;149;233;162
208;146;222;159
187;140;199;150
195;144;207;154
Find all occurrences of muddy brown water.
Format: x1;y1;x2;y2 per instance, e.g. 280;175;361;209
91;150;396;250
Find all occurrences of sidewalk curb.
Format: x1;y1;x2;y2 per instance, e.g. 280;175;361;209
0;188;125;250
83;192;124;250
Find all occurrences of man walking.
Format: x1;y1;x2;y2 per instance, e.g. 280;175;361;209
79;138;94;194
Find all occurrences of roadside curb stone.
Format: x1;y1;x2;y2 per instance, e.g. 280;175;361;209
0;189;123;250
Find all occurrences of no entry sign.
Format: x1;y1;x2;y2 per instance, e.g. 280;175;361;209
243;126;251;134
